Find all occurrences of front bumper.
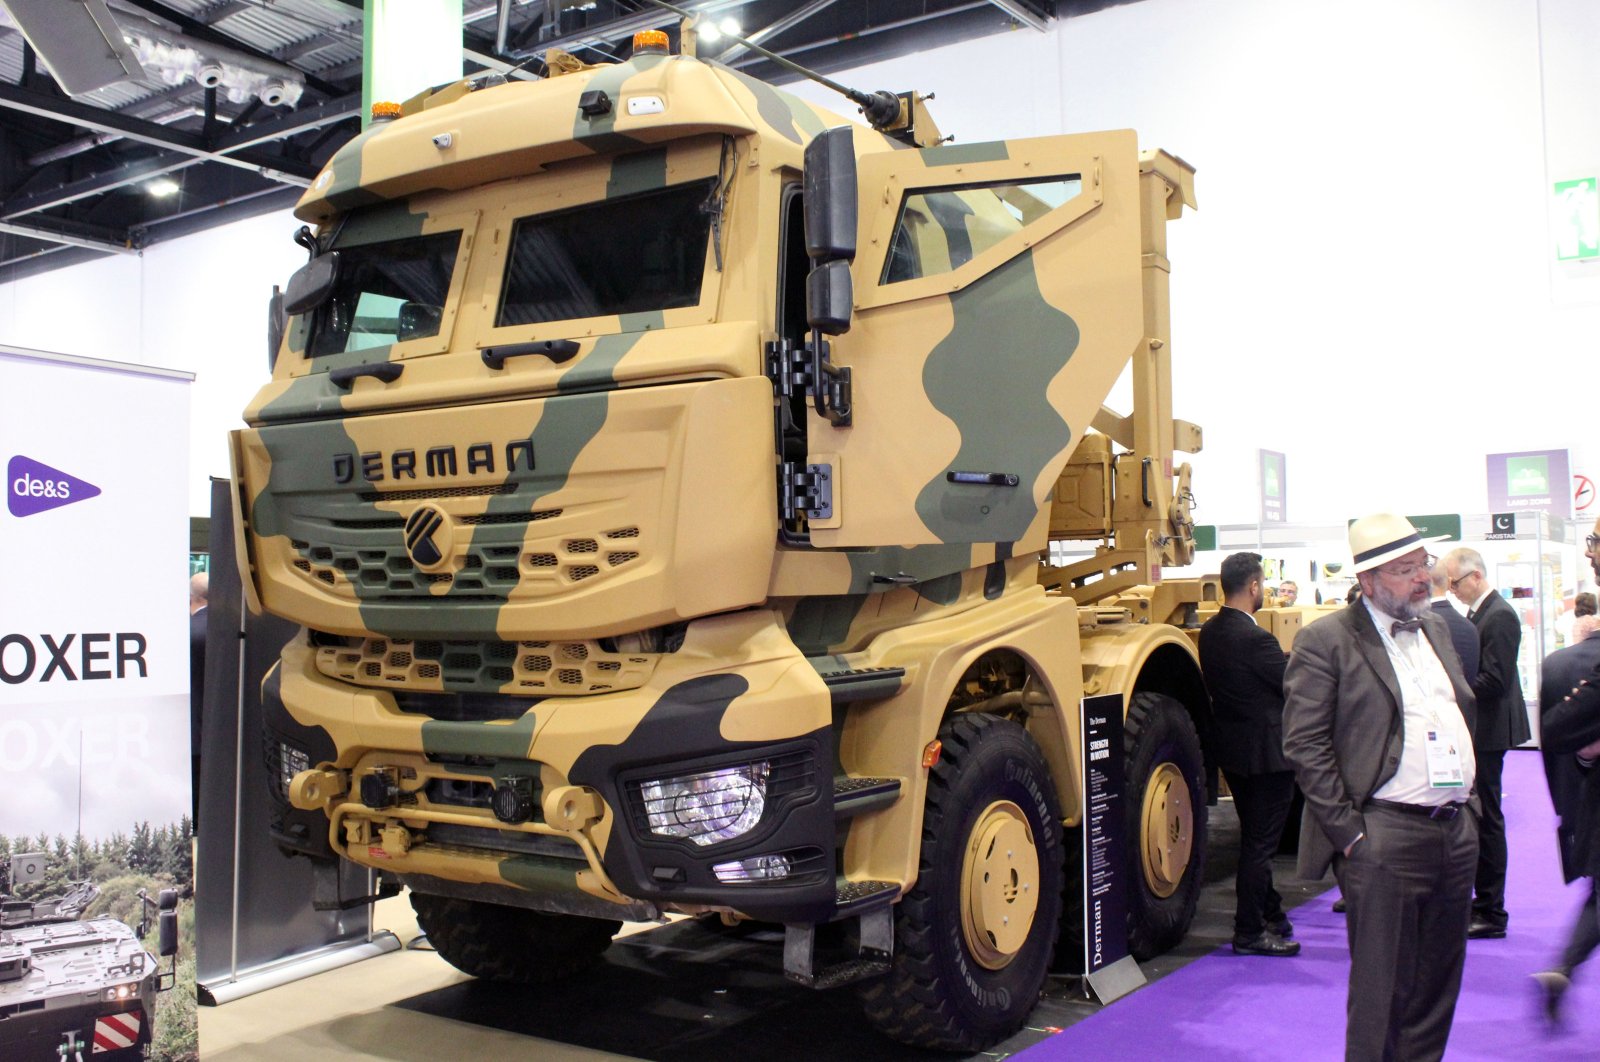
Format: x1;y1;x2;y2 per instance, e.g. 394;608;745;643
276;609;841;922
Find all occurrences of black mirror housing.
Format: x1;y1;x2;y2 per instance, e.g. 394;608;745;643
803;126;858;262
267;285;287;370
807;259;853;335
282;250;340;316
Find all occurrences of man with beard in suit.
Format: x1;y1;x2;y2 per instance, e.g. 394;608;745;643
1531;516;1600;1023
1284;513;1478;1062
1200;552;1298;957
1442;546;1532;939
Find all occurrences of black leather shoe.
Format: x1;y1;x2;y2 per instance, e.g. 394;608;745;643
1233;932;1301;957
1267;916;1294;939
1467;918;1507;939
1531;970;1570;1026
1331;897;1347;913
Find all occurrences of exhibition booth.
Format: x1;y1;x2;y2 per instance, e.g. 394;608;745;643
2;1;1599;1060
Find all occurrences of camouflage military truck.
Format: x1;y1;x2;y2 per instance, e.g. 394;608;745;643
0;867;178;1060
233;24;1209;1051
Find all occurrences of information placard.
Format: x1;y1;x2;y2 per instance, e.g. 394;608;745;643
1080;693;1144;1002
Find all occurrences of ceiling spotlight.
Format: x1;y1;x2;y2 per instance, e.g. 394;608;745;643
146;177;180;198
697;21;722;44
719;18;740;36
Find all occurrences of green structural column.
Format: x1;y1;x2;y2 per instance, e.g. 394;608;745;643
363;0;463;128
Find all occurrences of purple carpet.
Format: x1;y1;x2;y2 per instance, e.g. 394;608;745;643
1020;751;1600;1061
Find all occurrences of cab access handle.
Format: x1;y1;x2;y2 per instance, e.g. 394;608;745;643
482;339;581;370
329;362;404;389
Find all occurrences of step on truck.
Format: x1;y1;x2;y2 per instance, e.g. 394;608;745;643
232;20;1211;1052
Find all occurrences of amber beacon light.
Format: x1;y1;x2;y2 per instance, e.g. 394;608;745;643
632;29;670;54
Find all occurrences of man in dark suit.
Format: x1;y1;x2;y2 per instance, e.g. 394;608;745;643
1199;552;1298;957
1443;546;1532;939
1285;513;1478;1062
1429;567;1479;680
1531;517;1600;1022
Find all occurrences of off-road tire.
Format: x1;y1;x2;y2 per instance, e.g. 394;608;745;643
1124;691;1207;960
410;892;620;984
859;714;1064;1052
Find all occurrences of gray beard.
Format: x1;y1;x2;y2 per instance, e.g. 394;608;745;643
1367;580;1431;622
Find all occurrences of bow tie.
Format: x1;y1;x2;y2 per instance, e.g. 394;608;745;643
1392;619;1423;636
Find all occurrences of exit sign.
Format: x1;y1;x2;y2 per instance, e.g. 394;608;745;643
1554;177;1599;261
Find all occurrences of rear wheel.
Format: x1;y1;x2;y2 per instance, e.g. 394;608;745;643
859;714;1064;1052
410;892;619;984
1124;691;1206;959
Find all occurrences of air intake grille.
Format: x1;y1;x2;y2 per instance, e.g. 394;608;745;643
316;635;662;695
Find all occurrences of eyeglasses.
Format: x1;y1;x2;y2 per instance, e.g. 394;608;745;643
1378;555;1436;579
1587;534;1600;552
1448;570;1478;590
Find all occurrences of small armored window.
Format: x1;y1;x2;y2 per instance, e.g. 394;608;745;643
881;175;1082;285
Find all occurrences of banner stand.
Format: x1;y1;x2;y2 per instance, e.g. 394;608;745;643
1080;693;1147;1006
195;478;400;1004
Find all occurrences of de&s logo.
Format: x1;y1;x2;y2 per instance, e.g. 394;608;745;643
8;455;101;517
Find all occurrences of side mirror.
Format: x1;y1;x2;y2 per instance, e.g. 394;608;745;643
267;285;287;370
803;126;858;262
157;888;178;958
282;250;340;316
806;259;853;336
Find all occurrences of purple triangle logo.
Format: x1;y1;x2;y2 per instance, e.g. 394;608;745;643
8;455;102;517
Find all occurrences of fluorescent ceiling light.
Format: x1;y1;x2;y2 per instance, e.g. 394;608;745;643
146;177;180;198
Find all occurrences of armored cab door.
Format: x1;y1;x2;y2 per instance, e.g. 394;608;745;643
806;130;1151;551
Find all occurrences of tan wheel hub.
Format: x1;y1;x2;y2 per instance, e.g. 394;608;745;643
1140;761;1192;898
959;799;1040;971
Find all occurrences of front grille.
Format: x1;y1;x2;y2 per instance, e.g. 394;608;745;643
284;523;646;599
318;635;662;695
359;484;515;502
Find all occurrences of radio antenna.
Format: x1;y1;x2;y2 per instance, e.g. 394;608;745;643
635;0;903;129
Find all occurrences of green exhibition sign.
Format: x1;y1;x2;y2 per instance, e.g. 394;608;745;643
1554;177;1599;261
1407;513;1461;542
1193;525;1217;552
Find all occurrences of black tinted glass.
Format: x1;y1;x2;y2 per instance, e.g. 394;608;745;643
307;230;460;357
498;178;715;327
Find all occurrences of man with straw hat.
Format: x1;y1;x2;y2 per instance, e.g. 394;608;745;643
1284;513;1479;1062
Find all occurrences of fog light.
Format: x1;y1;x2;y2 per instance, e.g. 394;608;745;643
638;762;769;846
712;853;792;883
278;741;310;800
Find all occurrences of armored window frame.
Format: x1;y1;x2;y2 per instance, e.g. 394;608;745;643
879;175;1083;286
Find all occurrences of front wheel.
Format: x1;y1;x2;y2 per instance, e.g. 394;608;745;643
859;713;1064;1052
410;892;619;984
1123;691;1207;959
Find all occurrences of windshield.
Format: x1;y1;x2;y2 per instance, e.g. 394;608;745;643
497;178;716;327
307;229;460;357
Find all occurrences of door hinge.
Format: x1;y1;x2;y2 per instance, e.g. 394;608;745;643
779;461;834;521
765;337;852;428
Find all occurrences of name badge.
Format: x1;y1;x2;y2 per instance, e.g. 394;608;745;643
1425;728;1465;788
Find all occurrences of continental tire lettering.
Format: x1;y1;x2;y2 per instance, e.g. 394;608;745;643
425;447;458;477
0;633;148;683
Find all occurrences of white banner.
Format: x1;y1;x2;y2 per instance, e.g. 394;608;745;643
0;346;193;839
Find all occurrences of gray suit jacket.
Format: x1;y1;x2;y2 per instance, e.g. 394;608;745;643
1283;602;1478;880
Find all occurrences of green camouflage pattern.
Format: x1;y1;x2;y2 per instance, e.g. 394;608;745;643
238;45;1202;926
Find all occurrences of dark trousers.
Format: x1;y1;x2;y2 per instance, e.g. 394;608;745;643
1335;804;1477;1062
1557;880;1600;978
1473;748;1508;927
1223;768;1295;938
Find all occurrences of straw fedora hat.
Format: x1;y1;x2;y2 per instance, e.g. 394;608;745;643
1348;513;1451;574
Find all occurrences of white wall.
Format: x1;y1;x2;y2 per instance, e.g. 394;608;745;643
0;0;1595;523
0;211;305;517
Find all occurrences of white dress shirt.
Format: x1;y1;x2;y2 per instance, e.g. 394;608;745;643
1365;599;1477;805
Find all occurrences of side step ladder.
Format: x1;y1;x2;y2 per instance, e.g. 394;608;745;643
783;879;900;989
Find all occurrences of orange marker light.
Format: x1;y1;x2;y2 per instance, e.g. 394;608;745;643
633;29;670;54
921;739;942;769
370;101;402;121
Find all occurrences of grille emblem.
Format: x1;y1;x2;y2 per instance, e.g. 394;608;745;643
404;506;453;569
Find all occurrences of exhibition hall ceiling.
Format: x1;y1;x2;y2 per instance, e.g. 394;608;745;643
0;0;1135;282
